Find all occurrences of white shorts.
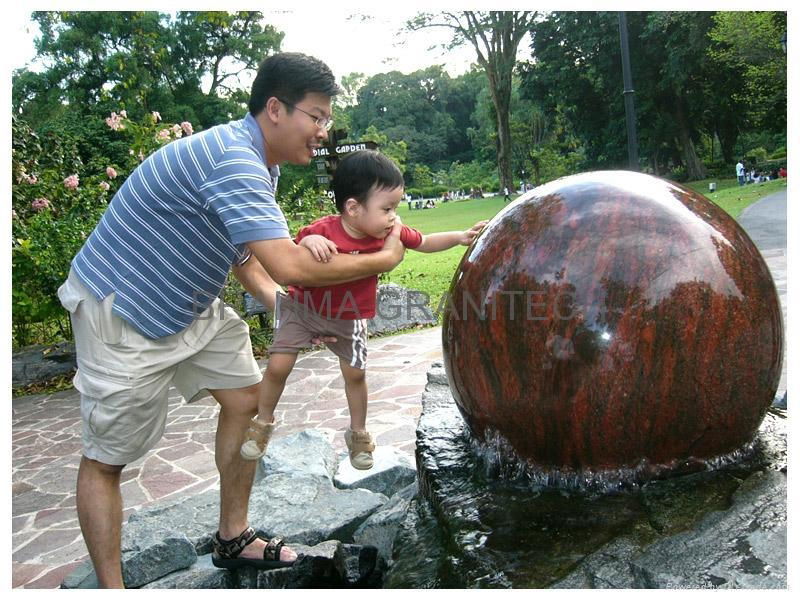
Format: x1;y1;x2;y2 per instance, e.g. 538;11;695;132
58;269;262;465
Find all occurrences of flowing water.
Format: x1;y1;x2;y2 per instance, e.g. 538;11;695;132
384;406;786;588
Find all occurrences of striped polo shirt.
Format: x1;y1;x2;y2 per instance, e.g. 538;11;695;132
71;113;290;339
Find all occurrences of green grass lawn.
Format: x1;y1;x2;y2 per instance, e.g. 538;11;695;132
684;177;787;219
386;176;787;316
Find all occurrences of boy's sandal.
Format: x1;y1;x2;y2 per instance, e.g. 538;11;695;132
211;526;295;570
240;417;275;460
345;429;375;470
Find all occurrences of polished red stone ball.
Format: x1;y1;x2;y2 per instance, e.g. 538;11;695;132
442;171;783;473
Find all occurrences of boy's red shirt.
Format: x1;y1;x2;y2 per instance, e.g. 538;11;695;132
288;215;423;319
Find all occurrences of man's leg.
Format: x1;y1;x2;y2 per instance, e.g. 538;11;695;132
209;383;296;562
76;456;125;588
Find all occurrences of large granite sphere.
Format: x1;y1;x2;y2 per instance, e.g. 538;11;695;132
442;171;783;474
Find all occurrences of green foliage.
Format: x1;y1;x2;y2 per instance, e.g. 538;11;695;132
745;147;768;164
361;125;408;173
16;11;283;129
11;109;199;348
708;12;786;131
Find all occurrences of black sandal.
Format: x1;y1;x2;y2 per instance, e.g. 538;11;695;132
211;526;295;570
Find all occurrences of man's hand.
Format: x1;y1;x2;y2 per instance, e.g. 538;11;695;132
299;235;339;263
380;217;406;269
458;220;489;245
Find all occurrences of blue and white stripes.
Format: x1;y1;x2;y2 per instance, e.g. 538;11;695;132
72;113;290;339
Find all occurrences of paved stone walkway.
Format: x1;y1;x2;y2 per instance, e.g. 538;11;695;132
11;327;443;588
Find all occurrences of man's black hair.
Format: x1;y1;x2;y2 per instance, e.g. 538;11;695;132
332;150;405;213
248;52;341;116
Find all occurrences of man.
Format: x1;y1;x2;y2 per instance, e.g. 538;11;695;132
736;159;745;186
56;52;405;588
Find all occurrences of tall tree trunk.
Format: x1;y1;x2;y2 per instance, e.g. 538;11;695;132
490;80;514;192
673;100;707;180
716;122;738;165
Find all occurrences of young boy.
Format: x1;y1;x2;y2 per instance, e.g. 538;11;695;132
241;150;486;468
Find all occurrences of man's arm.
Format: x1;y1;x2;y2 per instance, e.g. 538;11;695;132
246;222;405;287
231;256;283;312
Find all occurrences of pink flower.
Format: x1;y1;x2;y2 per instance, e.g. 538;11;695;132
12;209;18;219
31;197;50;211
25;174;38;184
63;174;79;189
120;110;127;118
181;121;194;136
151;111;161;122
105;112;125;131
171;124;183;138
156;129;171;142
99;181;110;191
106;166;117;179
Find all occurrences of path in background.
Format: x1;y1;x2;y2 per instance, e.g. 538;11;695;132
737;190;787;396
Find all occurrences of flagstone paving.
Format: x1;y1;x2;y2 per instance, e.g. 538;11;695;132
11;326;443;589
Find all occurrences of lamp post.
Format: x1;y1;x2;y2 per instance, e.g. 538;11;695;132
618;12;639;171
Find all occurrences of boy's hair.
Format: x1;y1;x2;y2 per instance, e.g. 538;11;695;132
332;150;404;213
248;52;341;116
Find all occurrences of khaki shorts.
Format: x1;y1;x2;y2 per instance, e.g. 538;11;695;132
58;269;262;465
269;293;368;370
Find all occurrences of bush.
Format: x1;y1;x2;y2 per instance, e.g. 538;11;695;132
11;110;198;349
666;165;688;182
745;147;769;164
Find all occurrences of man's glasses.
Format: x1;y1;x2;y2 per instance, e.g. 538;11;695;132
277;98;333;131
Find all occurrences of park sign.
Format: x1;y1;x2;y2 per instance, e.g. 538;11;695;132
312;141;377;158
314;139;379;188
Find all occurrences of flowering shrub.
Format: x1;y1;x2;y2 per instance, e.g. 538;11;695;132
11;111;195;348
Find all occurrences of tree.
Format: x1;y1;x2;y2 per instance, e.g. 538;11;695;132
15;11;283;128
407;11;537;192
347;67;465;170
708;11;786;133
523;12;722;179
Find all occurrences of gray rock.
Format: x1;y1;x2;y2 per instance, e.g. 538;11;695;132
120;531;197;588
353;482;418;561
630;469;786;589
141;554;233;589
12;341;77;388
60;560;99;589
257;429;337;483
334;445;416;496
367;283;437;336
123;488;221;553
335;544;384;587
248;472;388;545
426;362;449;387
64;531;198;589
551;537;641;589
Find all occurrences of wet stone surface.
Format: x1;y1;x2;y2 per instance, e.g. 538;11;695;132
386;363;787;589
